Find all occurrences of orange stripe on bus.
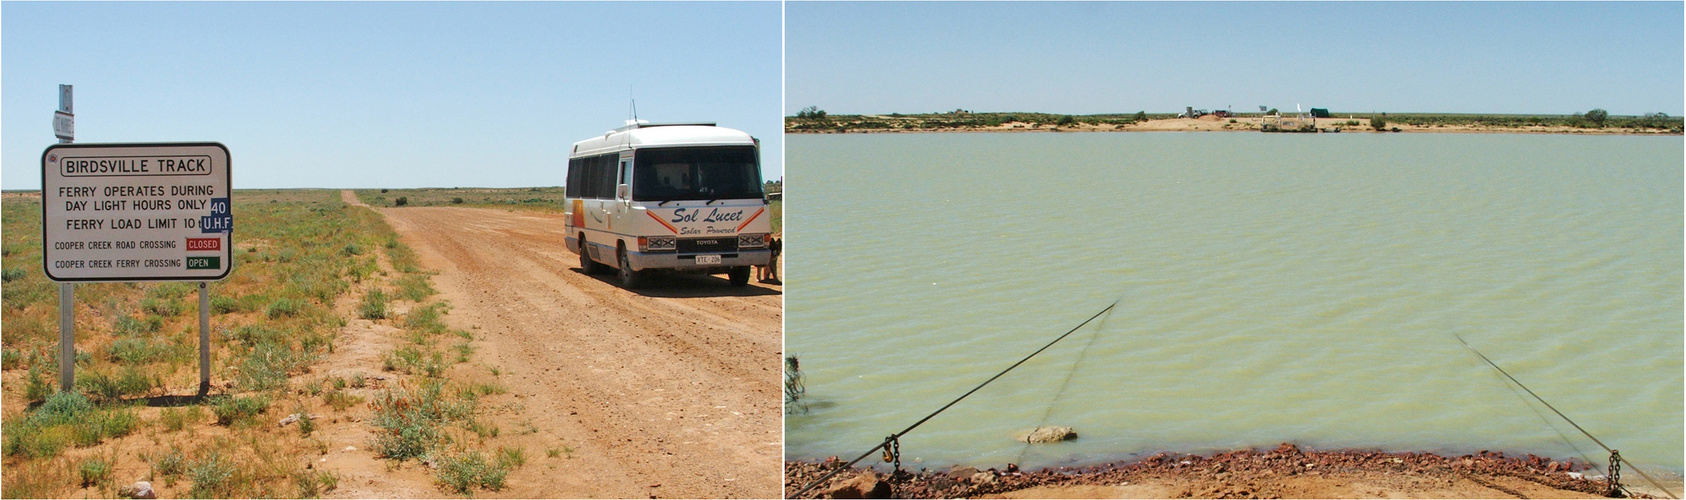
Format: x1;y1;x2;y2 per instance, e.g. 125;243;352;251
735;207;766;232
647;210;679;234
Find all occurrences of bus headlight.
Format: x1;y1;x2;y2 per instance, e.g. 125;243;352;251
737;233;768;249
640;236;676;252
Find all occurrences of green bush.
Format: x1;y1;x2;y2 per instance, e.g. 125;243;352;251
79;367;159;402
1371;117;1388;131
295;469;339;498
78;455;114;487
359;289;390;320
149;446;189;486
211;395;270;427
25;364;54;403
1;347;20;370
238;341;309;391
368;383;471;461
161;406;205;432
435;450;510;494
210;295;241;314
395;274;436;302
142;297;183;317
265;298;301;319
394;197;408;207
188;451;237;498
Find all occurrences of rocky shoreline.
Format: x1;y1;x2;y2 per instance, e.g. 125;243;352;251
786;444;1655;499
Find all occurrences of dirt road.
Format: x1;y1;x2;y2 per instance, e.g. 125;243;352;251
372;196;783;498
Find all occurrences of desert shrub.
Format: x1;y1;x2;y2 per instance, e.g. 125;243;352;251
238;341;309;391
30;391;95;427
161;406;205;432
211;395;270;427
69;409;139;446
1;267;25;282
148;446;189;486
79;367;158;402
106;337;178;364
394;197;408;207
1371;117;1388;130
322;389;364;411
113;314;164;336
78;455;114;487
406;302;450;336
3;421;68;458
435;449;510;494
141;297;183;317
1;347;20;370
368;383;471;461
394;274;435;302
265;297;301;319
25;364;54;403
294;469;339;498
359;289;390;320
187;451;237;498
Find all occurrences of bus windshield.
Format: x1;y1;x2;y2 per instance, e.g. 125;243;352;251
632;146;762;202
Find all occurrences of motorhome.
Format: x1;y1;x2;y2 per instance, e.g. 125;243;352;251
564;121;772;288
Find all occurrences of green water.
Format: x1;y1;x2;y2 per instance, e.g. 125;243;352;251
784;132;1683;475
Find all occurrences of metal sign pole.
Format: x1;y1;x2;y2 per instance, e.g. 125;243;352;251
56;85;74;393
58;284;74;392
199;282;211;394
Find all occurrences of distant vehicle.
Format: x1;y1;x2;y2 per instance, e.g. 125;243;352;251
564;121;772;288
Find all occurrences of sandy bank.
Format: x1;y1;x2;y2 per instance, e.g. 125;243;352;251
788;116;1681;136
786;444;1682;499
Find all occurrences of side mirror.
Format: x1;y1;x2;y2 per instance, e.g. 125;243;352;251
616;184;631;200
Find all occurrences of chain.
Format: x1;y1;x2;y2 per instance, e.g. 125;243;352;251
1608;450;1626;498
881;435;901;470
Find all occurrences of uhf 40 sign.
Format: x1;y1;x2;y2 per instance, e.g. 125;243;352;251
41;142;233;282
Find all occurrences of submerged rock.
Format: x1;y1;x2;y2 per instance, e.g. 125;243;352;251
1019;426;1077;444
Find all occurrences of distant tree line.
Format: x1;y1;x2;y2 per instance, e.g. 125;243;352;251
785;108;1682;134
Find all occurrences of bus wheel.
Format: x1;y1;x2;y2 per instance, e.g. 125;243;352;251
728;266;750;286
579;239;598;274
617;247;643;289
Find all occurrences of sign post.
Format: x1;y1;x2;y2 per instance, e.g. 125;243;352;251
42;142;233;394
55;85;75;392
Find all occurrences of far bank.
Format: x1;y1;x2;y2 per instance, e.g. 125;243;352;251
786;111;1683;135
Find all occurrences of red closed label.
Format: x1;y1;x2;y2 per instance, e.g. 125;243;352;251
186;237;221;251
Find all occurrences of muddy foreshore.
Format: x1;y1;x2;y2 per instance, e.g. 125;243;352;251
785;444;1652;499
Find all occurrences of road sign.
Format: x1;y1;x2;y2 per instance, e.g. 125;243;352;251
59;84;73;113
53;111;74;140
41;142;232;282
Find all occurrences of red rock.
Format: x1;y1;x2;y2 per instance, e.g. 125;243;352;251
826;471;891;499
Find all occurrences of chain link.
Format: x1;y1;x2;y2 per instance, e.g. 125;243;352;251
881;435;901;470
1608;450;1625;498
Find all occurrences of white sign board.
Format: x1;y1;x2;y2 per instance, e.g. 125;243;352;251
53;111;74;141
59;84;73;113
41;143;232;282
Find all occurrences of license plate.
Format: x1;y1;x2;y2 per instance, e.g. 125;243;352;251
695;255;722;265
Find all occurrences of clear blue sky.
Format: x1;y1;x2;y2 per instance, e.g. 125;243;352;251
3;2;782;190
787;2;1684;117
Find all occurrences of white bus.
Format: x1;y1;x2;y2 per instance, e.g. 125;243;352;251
564;121;772;288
